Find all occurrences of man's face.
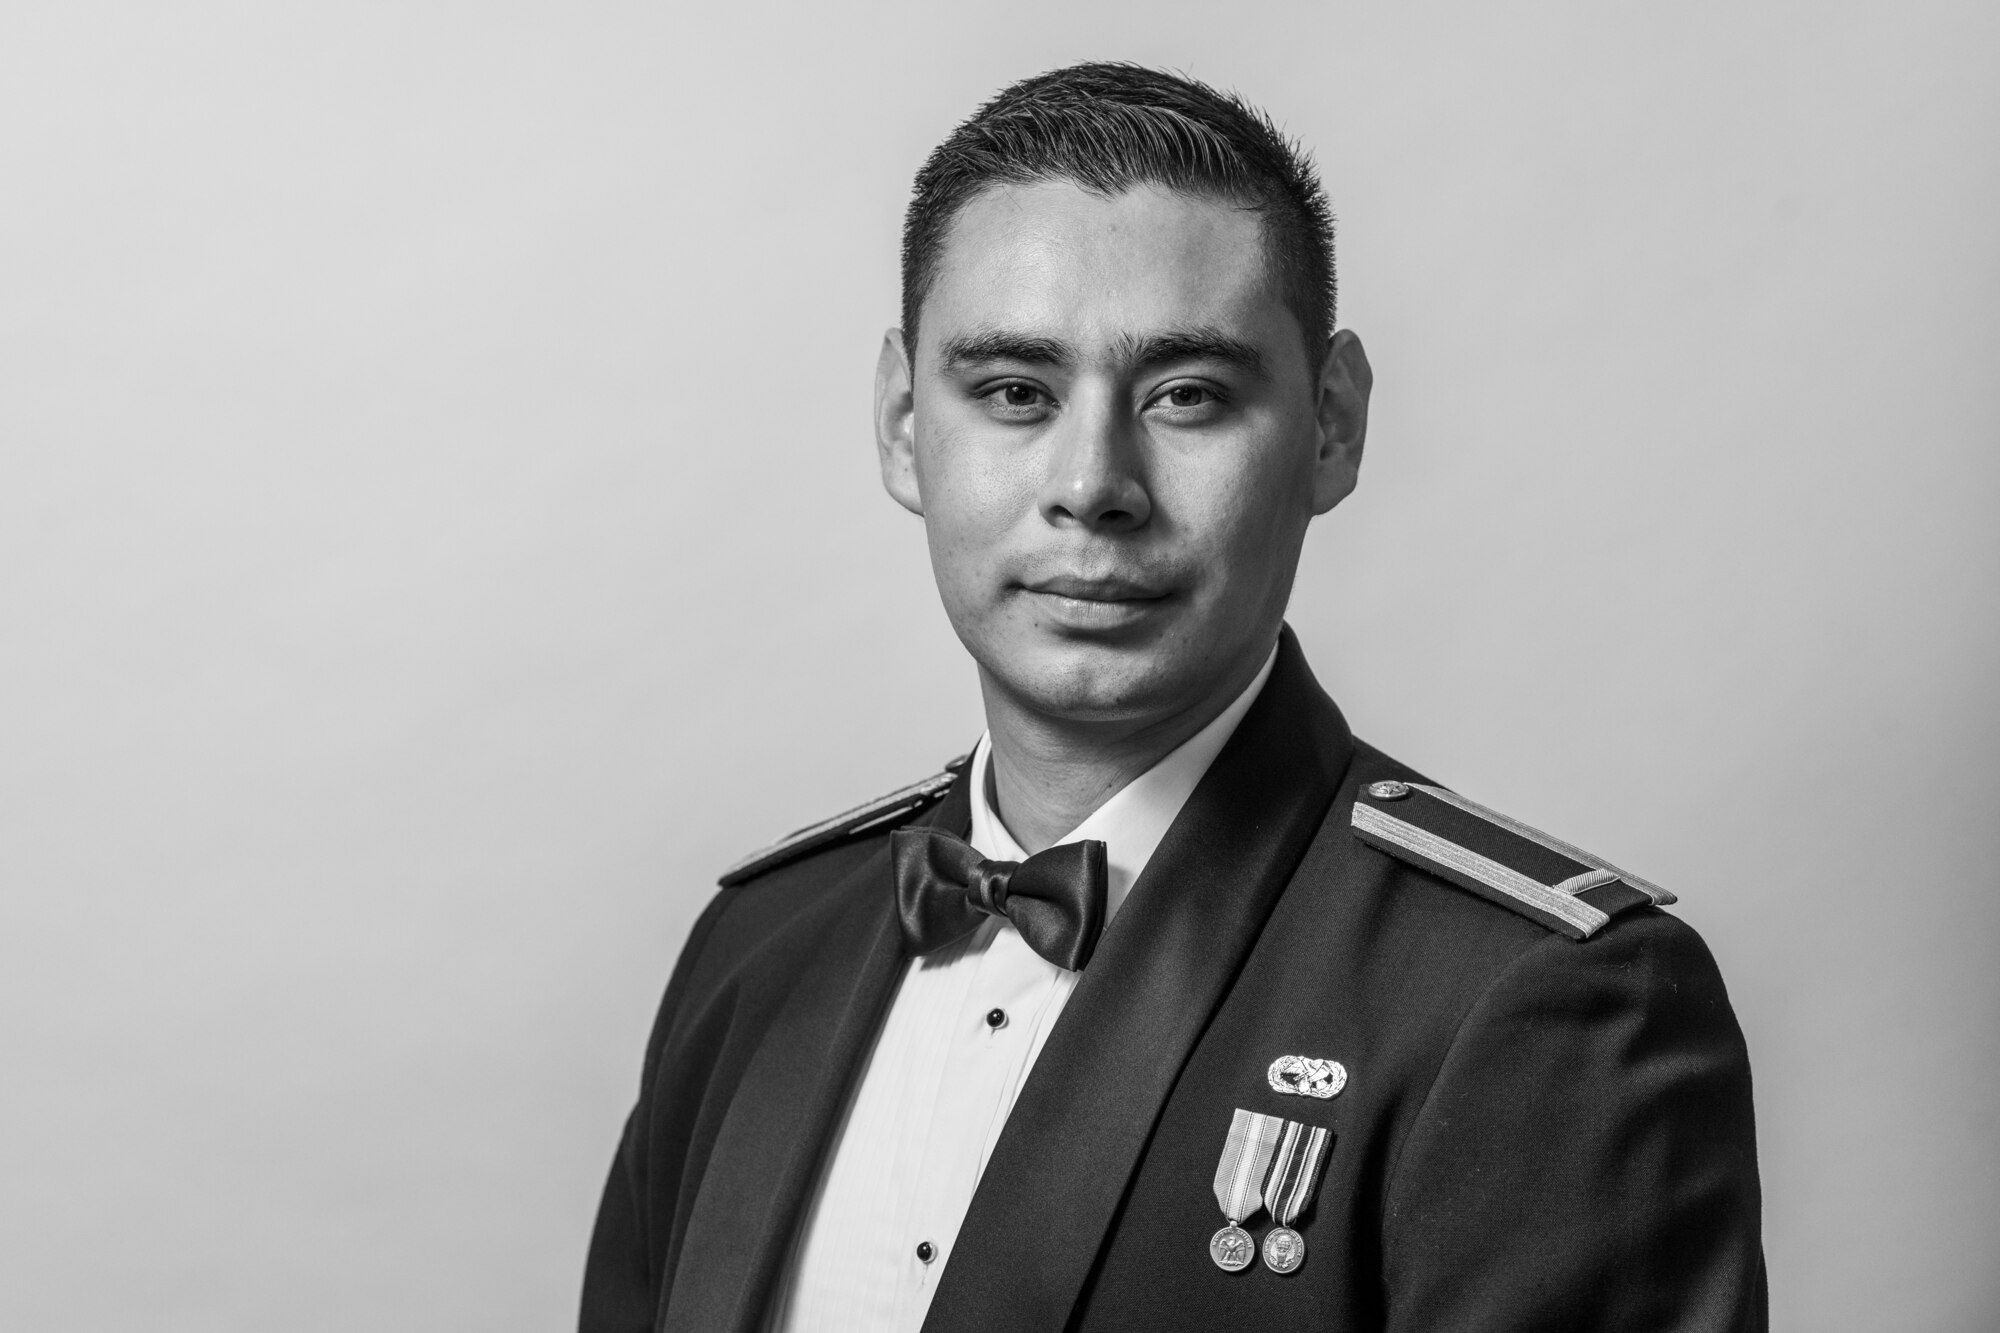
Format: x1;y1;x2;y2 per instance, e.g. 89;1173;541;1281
877;180;1369;731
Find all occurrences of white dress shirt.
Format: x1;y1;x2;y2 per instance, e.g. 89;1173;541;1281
769;649;1276;1333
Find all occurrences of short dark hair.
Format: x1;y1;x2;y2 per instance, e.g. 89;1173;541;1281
900;62;1336;363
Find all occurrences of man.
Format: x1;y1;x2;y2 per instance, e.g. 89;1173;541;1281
582;63;1765;1332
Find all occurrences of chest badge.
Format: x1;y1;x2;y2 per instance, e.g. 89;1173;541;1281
1267;1054;1346;1099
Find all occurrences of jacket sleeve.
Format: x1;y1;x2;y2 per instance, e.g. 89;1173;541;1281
1381;910;1767;1332
579;889;734;1333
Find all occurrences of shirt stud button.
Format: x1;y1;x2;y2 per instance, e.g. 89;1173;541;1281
986;1008;1007;1029
916;1240;935;1263
1367;779;1411;800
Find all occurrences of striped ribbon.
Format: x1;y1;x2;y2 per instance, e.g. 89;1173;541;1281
1212;1109;1284;1225
1261;1119;1332;1226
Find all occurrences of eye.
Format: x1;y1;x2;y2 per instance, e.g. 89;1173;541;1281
1147;380;1229;419
978;380;1055;420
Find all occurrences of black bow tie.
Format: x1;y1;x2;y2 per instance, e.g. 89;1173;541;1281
892;826;1109;971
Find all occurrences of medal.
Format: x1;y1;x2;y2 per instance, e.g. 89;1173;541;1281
1259;1118;1332;1275
1209;1108;1283;1272
1262;1224;1306;1274
1209;1224;1256;1273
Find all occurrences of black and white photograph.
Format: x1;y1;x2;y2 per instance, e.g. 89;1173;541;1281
3;3;1994;1331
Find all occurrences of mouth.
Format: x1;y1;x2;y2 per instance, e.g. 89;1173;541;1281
1017;573;1173;630
1022;574;1170;603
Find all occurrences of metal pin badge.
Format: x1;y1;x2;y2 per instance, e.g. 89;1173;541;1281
1267;1054;1347;1100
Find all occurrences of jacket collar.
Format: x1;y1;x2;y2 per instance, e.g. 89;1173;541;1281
922;625;1354;1331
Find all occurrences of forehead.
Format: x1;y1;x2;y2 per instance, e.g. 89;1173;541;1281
921;181;1290;357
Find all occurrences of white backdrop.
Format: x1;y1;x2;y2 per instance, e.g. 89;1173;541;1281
3;2;1994;1329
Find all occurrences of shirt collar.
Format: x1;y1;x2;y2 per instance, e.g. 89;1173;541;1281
966;644;1278;927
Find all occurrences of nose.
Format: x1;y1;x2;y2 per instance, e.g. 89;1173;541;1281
1037;399;1152;533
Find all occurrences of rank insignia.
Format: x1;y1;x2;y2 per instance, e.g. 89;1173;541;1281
1267;1054;1346;1099
1351;779;1674;940
718;756;967;887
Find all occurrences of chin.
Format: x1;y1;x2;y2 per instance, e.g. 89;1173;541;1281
977;629;1198;726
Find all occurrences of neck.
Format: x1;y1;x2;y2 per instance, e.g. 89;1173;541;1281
978;645;1272;854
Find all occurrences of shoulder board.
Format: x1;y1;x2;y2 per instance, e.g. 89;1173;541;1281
1351;779;1674;940
717;755;968;887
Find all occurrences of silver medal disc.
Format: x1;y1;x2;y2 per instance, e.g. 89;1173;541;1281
1262;1225;1306;1274
1209;1224;1256;1272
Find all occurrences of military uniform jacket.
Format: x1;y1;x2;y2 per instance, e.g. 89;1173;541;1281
581;632;1767;1332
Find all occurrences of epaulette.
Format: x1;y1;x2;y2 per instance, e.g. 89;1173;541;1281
717;755;969;887
1351;779;1674;940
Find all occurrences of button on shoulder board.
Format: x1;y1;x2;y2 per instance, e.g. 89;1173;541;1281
1351;780;1674;939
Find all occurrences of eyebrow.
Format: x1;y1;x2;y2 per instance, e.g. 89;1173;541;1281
936;325;1268;380
1115;327;1268;380
938;331;1074;370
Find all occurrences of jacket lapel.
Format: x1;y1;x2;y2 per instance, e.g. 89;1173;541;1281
662;772;973;1333
922;628;1354;1332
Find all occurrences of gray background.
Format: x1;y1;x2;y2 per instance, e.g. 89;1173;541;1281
3;2;1995;1329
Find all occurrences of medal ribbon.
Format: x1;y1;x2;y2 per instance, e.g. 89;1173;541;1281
1212;1109;1284;1225
1260;1119;1332;1226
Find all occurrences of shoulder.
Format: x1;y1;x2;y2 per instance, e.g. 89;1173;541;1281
1278;743;1732;1086
1343;742;1676;943
1331;750;1752;1138
660;755;970;1003
716;753;970;888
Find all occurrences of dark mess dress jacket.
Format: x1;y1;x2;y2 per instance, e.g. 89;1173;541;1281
582;630;1767;1332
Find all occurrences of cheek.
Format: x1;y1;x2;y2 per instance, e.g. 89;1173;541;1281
1167;437;1315;572
914;424;1036;595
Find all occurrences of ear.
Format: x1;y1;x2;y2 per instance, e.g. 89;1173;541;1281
875;328;924;516
1310;329;1373;515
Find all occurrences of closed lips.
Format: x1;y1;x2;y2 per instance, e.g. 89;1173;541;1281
1023;576;1167;601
